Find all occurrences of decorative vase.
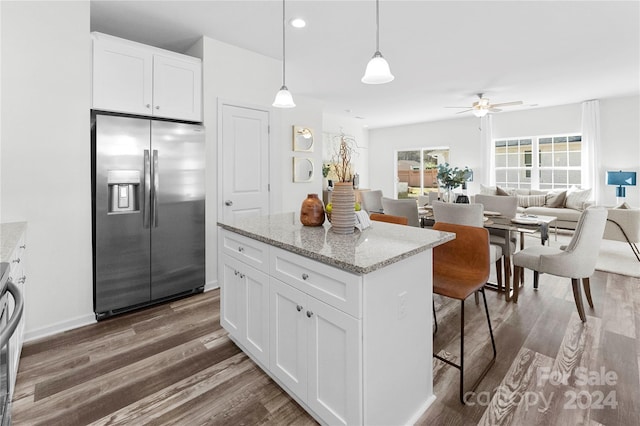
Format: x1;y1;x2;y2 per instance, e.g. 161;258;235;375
300;193;325;226
330;182;355;234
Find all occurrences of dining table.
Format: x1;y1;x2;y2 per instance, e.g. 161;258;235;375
419;205;558;300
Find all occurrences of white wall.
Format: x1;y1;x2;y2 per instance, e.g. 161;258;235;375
369;115;482;198
1;1;93;338
322;114;369;189
370;96;639;206
190;37;324;289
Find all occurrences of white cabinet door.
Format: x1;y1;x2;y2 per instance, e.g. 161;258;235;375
242;263;270;366
220;255;270;366
269;278;307;400
93;38;153;115
306;296;362;426
153;55;202;122
220;257;242;337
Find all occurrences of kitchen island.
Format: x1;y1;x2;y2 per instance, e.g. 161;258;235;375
217;213;453;425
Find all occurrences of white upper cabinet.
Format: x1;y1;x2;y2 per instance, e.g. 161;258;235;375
92;33;202;122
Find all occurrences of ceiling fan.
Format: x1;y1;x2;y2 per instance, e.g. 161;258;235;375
446;93;523;117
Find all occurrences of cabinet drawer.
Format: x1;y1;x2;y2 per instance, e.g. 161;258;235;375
270;247;362;318
221;230;269;273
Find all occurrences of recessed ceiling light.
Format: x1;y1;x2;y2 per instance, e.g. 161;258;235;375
289;18;306;28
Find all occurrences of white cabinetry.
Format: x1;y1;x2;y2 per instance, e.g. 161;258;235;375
92;32;202;122
218;227;435;425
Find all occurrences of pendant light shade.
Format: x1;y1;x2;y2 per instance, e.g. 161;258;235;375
273;0;295;108
362;0;394;84
273;86;295;108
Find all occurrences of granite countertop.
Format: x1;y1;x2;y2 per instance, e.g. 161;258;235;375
1;222;28;262
218;213;454;274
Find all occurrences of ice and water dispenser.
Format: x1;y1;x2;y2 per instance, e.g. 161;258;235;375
107;170;140;213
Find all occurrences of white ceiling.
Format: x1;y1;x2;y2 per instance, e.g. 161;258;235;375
90;0;640;129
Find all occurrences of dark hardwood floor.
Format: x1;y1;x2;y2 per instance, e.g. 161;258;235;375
12;269;640;425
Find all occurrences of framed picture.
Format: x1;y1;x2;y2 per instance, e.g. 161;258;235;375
293;157;314;182
293;126;314;152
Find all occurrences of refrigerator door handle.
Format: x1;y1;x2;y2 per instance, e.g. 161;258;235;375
152;149;159;227
143;149;151;228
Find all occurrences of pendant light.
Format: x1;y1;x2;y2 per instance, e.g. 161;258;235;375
273;0;296;108
361;0;394;84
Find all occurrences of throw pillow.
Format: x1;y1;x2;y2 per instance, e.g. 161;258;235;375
565;187;592;210
480;184;497;195
517;194;546;208
496;186;510;196
545;190;567;208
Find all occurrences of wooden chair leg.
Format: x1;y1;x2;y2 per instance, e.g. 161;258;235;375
474;291;479;305
571;278;587;322
533;271;539;289
582;277;594;309
433;300;438;335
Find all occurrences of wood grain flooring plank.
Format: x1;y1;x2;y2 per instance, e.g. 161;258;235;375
603;274;636;338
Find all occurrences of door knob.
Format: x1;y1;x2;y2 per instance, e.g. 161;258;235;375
225;200;233;206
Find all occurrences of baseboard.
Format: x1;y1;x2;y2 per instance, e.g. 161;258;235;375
24;313;96;343
204;278;219;292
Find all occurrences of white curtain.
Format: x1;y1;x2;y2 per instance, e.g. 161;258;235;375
480;114;495;185
581;100;600;201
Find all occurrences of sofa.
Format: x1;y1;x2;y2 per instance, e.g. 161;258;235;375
602;205;640;261
477;185;593;230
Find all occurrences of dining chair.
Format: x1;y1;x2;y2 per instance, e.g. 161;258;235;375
474;194;518;292
432;201;505;293
360;190;384;214
381;197;420;227
370;213;409;225
512;207;607;322
432;222;496;404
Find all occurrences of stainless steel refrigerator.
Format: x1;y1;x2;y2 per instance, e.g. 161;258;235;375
91;113;205;319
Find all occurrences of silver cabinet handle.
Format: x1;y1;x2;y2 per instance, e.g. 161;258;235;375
146;104;151;108
239;273;245;279
234;270;239;276
12;258;20;264
306;311;314;318
302;273;309;280
238;247;244;253
155;105;160;110
19;245;26;249
296;305;303;312
225;200;233;206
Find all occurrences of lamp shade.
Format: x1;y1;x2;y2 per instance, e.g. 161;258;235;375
472;108;488;118
272;86;296;108
607;171;637;186
361;52;394;84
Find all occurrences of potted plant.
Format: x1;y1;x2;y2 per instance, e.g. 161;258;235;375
437;163;472;202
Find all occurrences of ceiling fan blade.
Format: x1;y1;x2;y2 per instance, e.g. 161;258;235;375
445;106;470;109
489;108;502;113
490;101;523;108
456;109;473;114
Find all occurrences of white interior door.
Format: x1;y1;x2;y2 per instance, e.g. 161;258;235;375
221;104;270;222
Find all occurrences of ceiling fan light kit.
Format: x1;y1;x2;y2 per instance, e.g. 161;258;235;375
362;0;394;84
273;0;296;108
447;93;523;116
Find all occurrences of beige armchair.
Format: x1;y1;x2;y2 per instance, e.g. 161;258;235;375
603;207;640;261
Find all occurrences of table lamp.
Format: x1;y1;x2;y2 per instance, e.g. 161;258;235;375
607;170;637;198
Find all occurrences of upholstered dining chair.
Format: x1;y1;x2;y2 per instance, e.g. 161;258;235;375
370;213;409;226
432;201;505;292
432;222;497;404
512;207;608;322
474;194;519;291
360;190;384;214
381;197;420;227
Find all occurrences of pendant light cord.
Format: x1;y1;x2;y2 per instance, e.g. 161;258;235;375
282;0;286;86
375;0;380;52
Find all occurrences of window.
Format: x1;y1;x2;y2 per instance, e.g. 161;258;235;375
396;148;449;198
494;134;582;189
